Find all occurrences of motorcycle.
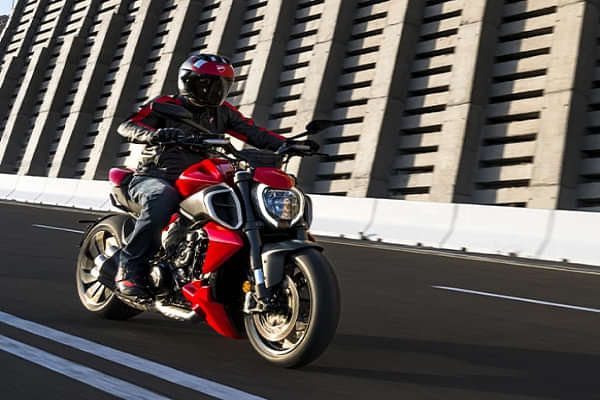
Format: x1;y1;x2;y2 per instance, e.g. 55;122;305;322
75;102;341;368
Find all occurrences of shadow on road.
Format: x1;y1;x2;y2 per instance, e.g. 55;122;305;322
306;334;600;398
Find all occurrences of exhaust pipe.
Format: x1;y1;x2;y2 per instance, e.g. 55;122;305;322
155;302;199;321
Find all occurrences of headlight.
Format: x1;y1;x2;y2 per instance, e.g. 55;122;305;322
254;184;305;228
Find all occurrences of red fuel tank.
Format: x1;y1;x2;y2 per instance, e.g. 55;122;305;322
175;158;234;198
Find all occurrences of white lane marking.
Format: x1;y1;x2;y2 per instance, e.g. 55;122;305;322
432;286;600;313
0;335;169;400
32;224;85;234
0;311;265;400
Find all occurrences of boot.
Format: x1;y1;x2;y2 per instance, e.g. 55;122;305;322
115;266;151;299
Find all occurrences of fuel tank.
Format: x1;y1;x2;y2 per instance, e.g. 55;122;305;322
175;158;234;198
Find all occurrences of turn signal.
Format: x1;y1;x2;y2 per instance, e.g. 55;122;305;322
242;281;252;293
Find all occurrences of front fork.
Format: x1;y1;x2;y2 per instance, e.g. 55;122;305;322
234;171;269;301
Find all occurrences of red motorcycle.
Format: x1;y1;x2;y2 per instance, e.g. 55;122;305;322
75;102;340;367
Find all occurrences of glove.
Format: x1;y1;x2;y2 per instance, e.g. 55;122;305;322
151;128;185;144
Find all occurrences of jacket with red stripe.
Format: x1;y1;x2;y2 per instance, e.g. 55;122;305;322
117;95;285;182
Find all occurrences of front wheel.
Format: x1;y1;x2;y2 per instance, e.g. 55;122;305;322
244;249;341;368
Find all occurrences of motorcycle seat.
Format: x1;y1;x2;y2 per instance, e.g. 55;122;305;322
109;168;135;186
108;168;141;216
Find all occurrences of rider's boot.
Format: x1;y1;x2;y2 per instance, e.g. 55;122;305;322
115;265;151;299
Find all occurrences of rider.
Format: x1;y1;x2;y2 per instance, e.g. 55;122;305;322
115;53;316;298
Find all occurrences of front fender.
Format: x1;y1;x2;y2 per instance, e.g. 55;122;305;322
261;240;323;288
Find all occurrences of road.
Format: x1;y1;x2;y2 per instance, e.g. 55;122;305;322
1;202;599;399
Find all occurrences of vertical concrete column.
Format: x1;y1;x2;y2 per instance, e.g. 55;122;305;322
0;0;75;172
18;35;86;175
0;47;49;172
237;0;299;124
428;1;503;203
18;0;103;176
0;0;50;126
146;0;206;98
528;0;599;209
287;0;357;183
204;0;246;59
89;1;167;180
49;10;127;178
347;0;423;197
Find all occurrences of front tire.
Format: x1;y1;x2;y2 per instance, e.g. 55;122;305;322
244;249;341;368
76;215;142;320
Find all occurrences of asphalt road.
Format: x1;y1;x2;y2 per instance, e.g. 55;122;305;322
1;202;600;399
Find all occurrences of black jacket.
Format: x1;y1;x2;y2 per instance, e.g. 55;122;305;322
117;95;285;182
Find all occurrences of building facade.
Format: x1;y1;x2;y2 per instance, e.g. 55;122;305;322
0;0;599;210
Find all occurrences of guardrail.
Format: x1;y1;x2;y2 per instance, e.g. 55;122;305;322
1;173;599;266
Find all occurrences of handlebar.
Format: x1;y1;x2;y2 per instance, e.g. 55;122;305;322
161;134;328;166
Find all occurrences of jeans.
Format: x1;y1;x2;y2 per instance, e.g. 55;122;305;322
119;175;181;274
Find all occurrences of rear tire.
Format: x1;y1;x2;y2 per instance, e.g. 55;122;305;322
244;249;341;368
76;215;142;320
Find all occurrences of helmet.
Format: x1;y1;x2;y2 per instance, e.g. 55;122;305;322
178;54;235;107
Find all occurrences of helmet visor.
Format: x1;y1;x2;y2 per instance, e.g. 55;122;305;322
186;74;233;106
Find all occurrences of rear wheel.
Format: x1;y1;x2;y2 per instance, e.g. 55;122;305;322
244;249;340;367
76;215;142;320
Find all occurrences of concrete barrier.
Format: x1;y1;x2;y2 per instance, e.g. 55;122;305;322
441;204;553;259
2;174;600;267
64;179;112;210
37;178;79;206
308;195;375;240
6;176;51;203
362;199;457;248
0;174;19;198
539;210;600;266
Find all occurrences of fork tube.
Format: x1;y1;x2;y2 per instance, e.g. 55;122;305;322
234;171;268;299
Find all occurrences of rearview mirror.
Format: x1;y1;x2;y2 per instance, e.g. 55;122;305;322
306;120;335;134
151;102;194;120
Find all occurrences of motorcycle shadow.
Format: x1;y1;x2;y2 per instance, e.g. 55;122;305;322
304;334;600;399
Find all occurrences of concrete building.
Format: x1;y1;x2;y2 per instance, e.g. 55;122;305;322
0;15;8;34
0;0;599;211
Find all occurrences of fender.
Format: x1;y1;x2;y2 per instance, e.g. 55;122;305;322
261;240;323;288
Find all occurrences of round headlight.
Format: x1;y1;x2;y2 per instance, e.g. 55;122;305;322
255;184;305;227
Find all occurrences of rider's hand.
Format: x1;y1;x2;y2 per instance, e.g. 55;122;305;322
151;128;185;144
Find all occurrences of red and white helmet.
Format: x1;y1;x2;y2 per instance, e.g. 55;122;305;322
178;54;235;106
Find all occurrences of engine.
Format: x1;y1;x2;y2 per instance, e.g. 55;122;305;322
158;219;208;289
172;230;207;281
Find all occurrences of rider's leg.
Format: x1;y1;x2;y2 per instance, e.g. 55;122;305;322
116;175;181;297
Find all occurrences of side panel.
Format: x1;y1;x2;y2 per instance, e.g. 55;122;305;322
182;281;242;339
179;190;209;219
202;222;244;273
179;184;243;230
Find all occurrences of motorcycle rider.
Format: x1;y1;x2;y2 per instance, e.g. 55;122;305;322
115;53;317;298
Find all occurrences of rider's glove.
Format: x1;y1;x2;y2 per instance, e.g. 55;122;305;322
151;128;185;144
